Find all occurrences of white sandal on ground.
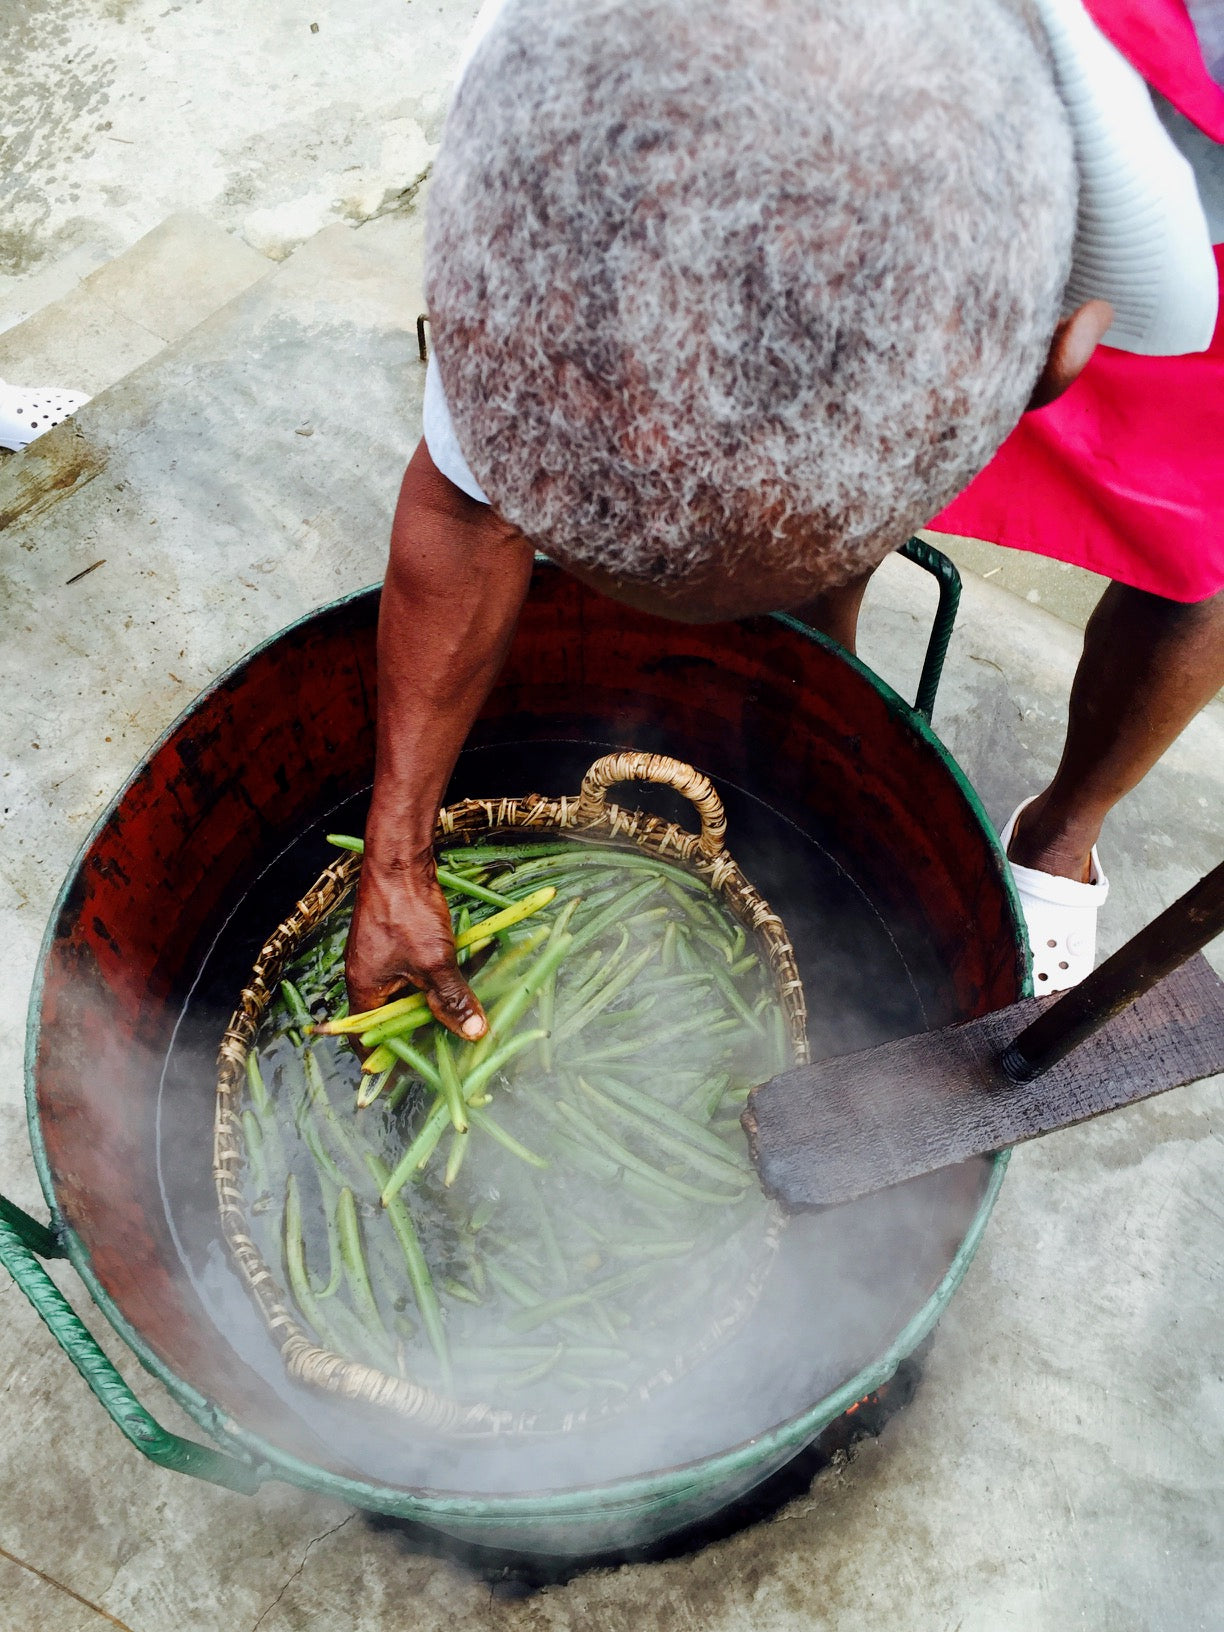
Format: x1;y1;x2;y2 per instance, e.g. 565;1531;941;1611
0;379;91;451
999;797;1109;992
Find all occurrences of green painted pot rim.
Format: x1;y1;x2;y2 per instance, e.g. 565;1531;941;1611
25;578;1030;1522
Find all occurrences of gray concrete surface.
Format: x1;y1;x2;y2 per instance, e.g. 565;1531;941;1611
0;191;1221;1630
1;0;480;331
924;528;1112;633
0;213;272;398
0;214;273;398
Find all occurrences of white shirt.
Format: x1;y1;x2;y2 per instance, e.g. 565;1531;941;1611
425;0;1221;505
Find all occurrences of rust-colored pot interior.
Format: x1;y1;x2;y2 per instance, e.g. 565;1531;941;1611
32;565;1024;1490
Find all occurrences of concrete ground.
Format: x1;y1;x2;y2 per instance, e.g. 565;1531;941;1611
0;0;480;330
1;7;1222;1631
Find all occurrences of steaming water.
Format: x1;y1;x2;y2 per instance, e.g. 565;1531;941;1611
157;737;974;1497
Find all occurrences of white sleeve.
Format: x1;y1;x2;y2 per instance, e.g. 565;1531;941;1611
422;353;490;505
1036;0;1219;356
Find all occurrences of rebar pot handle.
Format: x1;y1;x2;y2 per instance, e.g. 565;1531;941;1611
0;1197;264;1494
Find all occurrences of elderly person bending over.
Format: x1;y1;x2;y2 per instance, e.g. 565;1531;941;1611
347;0;1224;1035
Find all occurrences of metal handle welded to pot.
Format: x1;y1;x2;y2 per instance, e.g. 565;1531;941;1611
0;1195;263;1494
897;538;961;722
790;538;961;724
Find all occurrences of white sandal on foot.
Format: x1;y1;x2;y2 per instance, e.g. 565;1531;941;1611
0;378;91;451
999;797;1109;992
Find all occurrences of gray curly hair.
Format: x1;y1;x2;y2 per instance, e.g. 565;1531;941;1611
426;0;1076;593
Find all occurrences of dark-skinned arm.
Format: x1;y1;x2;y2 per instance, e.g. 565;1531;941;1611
346;438;535;1033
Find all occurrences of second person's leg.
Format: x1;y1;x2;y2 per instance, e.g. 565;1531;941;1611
1006;583;1224;881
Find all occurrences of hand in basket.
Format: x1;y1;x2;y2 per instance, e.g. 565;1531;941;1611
347;854;489;1040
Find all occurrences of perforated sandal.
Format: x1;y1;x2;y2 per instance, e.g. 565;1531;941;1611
0;379;91;451
999;797;1109;992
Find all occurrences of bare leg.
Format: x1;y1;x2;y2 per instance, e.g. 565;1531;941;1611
1007;584;1224;881
795;568;875;654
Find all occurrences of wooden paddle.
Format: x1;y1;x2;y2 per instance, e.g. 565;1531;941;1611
743;861;1224;1210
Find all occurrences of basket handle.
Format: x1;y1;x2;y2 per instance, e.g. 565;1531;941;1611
577;752;727;858
0;1195;264;1495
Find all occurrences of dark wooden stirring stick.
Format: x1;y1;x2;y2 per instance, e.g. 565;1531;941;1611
743;862;1224;1211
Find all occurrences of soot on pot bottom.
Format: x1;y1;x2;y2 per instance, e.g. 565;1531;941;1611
157;737;964;1496
365;1353;926;1583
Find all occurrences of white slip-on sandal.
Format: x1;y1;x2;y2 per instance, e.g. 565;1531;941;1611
999;797;1110;992
0;379;91;452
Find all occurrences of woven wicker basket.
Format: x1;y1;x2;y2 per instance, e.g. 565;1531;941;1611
214;751;809;1437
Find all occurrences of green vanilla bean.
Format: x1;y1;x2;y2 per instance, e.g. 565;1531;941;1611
384;1038;443;1092
246;1051;271;1117
355;1064;396;1110
381;1101;450;1201
506;1264;657;1334
552;945;657;1041
692;926;737;966
465;1104;550;1169
439;841;575;865
300;1111;347;1188
538;969;557;1072
241;1111;269;1196
502;1344;566;1389
365;1153;450;1386
605;1238;697;1261
385;1067;431;1115
444;1128;470;1188
336;1187;385;1333
703;1073;734;1120
572;994;658;1034
359;1005;437;1049
701;955;766;1035
280;979;313;1029
579;1075;750;1176
325;833;365;852
435;1035;469;1133
482;1261;599;1343
443;1277;484;1306
565;928;629;1003
379;1027;548;1209
554;1100;745;1205
436;865;516;909
462;933;576;1077
455;1027;549;1102
506;850;709;895
312;1181;345;1299
483;1259;543;1307
527;1179;568;1289
564;878;659;956
283;1174;328;1339
300;1047;365;1170
454;886;556;949
467;926;553;1004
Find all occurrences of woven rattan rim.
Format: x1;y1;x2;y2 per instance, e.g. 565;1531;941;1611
214;751;809;1438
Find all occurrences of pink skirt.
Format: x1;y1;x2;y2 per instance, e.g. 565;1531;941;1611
933;247;1224;602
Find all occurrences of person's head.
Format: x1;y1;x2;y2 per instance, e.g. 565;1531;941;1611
427;0;1086;620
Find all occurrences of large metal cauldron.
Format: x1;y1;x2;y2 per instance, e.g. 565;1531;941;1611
2;558;1027;1558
